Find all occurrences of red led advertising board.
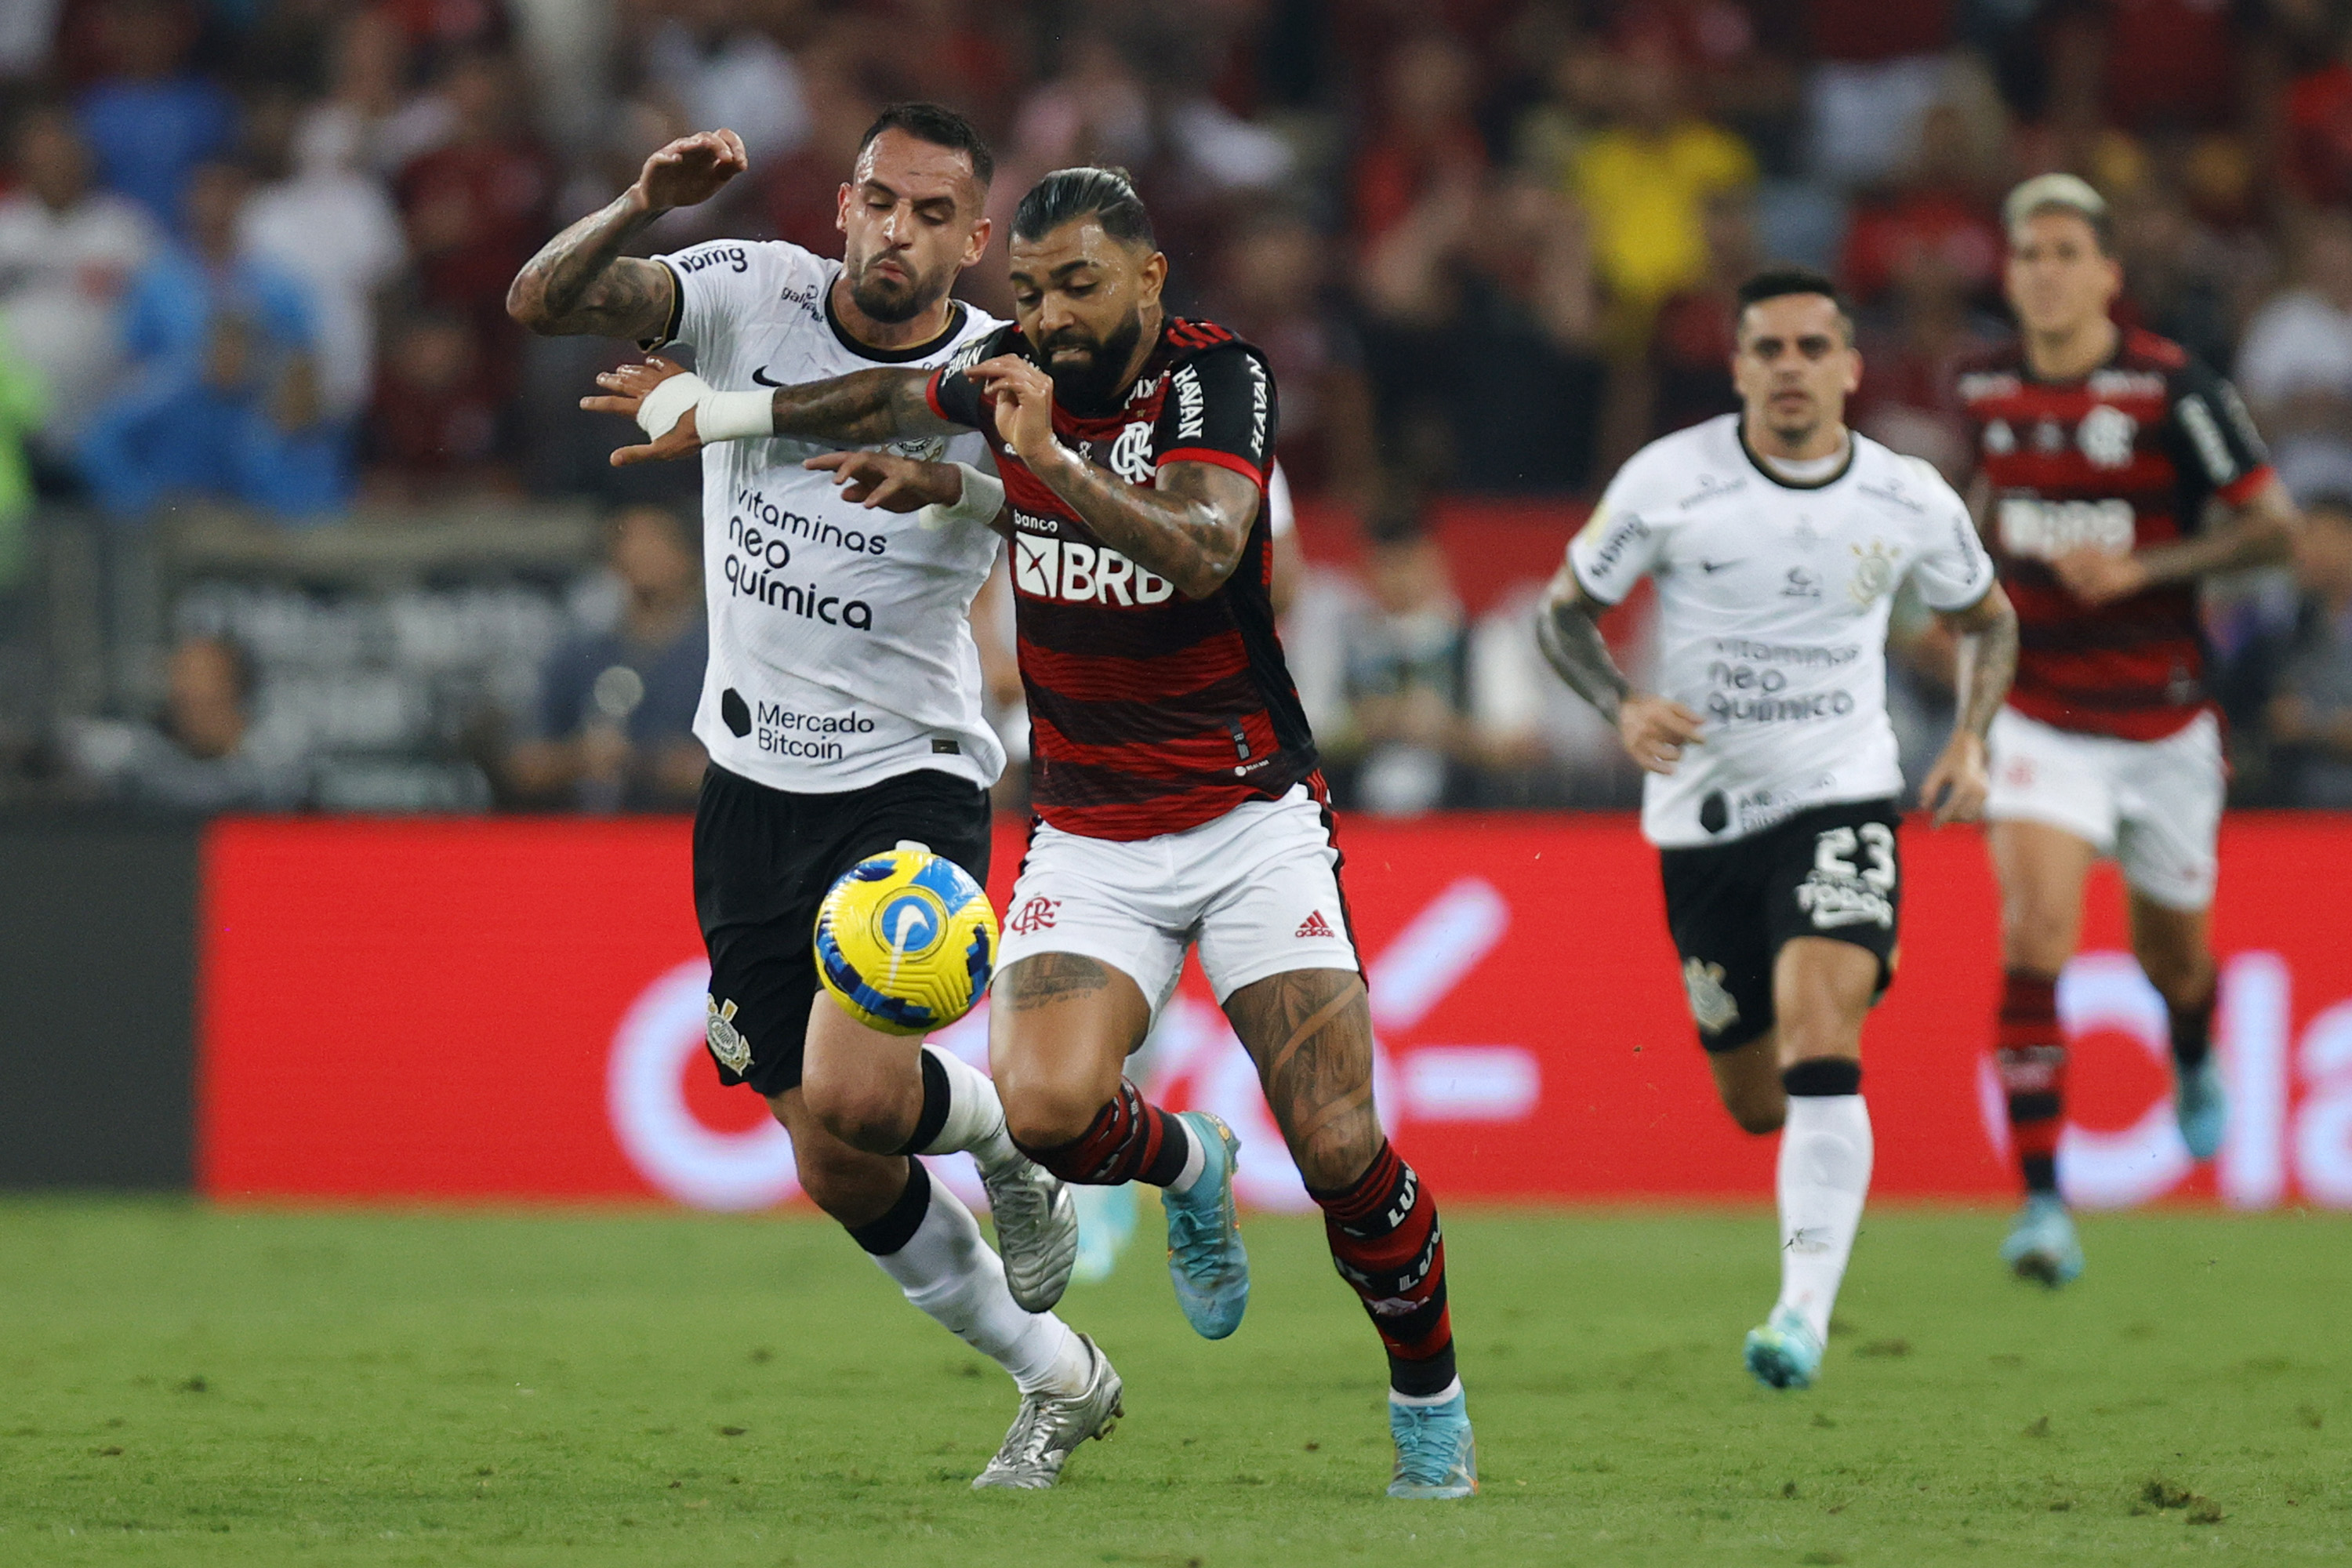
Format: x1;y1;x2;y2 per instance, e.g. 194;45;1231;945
198;815;2352;1210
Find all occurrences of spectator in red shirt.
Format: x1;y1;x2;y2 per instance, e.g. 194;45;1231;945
394;49;553;399
1352;31;1489;247
1839;101;2004;310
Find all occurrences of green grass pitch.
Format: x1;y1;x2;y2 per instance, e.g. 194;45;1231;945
1;1200;2347;1566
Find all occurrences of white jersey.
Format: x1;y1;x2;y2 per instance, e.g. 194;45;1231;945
1568;415;1995;848
651;238;1006;794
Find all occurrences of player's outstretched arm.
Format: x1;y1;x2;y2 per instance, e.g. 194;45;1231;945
1536;563;1702;774
1918;582;2019;826
767;368;960;445
507;130;746;339
969;355;1254;597
2052;475;2302;606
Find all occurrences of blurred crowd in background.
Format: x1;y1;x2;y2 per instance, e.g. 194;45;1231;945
5;0;2352;815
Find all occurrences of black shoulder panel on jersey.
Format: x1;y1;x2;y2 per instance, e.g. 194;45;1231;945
927;322;1025;430
1151;335;1279;482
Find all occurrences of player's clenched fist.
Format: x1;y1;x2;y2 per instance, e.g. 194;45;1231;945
1618;693;1704;775
1918;731;1991;826
635;129;750;212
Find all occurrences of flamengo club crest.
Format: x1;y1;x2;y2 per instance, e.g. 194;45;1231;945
2078;404;2137;469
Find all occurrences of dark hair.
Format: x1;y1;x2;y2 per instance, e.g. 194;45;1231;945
858;102;993;188
1011;166;1156;250
1735;266;1853;340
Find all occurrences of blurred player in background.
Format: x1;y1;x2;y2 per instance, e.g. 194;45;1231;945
594;167;1476;1501
514;107;1118;1490
1958;176;2302;1287
1539;269;2018;1389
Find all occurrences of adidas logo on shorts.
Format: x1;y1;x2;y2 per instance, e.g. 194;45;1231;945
1295;911;1335;939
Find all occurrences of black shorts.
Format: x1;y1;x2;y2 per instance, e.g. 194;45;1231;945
694;763;993;1098
1657;797;1902;1054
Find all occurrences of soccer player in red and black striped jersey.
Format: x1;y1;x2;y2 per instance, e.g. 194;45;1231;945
597;166;1475;1500
1956;175;2302;1286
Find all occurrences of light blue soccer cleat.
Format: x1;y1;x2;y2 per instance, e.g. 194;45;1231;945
1388;1391;1478;1499
2174;1055;2227;1162
1743;1305;1824;1390
2001;1193;2085;1287
1160;1111;1249;1340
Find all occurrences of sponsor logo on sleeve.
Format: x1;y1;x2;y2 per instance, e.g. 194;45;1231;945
2175;393;2240;485
1172;363;1206;440
677;245;750;275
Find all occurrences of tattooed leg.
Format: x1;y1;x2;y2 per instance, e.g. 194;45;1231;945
1223;967;1382;1190
990;953;1188;1182
1226;967;1458;1396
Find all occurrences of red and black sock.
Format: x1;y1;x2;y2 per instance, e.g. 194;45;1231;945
1014;1077;1193;1187
1996;968;2066;1196
1307;1140;1456;1398
2169;990;2216;1072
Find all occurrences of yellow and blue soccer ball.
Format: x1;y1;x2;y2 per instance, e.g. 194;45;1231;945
813;842;999;1036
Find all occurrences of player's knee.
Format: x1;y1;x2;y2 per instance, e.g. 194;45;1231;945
1288;1109;1382;1192
2000;898;2077;971
791;1139;882;1218
800;1069;913;1155
2135;941;2215;1008
998;1076;1102;1154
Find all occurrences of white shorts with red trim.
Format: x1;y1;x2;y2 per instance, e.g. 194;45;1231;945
1986;706;2224;911
994;782;1359;1016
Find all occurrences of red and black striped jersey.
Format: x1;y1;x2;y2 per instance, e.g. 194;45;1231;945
926;316;1315;840
1956;328;2273;741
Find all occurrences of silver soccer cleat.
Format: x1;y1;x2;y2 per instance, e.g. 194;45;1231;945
982;1154;1080;1313
971;1333;1123;1490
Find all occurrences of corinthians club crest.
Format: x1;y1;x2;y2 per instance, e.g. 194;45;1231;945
1848;539;1898;606
706;996;753;1073
1682;957;1740;1036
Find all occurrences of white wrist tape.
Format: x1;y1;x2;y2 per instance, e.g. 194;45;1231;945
917;462;1005;531
633;372;774;444
697;389;775;443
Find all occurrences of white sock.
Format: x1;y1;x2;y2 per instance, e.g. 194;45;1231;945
869;1170;1088;1396
916;1046;1020;1173
1167;1120;1207;1194
1773;1093;1873;1344
1389;1377;1464;1407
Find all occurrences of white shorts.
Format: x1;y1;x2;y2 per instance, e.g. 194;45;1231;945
995;784;1360;1016
1985;707;2224;911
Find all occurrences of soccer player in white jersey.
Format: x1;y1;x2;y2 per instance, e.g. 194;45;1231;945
1537;268;2021;1389
508;106;1117;1488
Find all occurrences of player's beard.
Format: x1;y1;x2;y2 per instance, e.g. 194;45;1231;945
843;249;938;325
1036;309;1145;416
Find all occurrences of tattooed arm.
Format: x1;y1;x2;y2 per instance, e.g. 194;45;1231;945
768;368;960;445
970;354;1256;598
1918;582;2019;826
506;130;746;339
581;359;960;466
1535;561;1704;775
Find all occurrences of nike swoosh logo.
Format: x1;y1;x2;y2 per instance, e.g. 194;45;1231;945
1700;560;1737;573
751;367;782;387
